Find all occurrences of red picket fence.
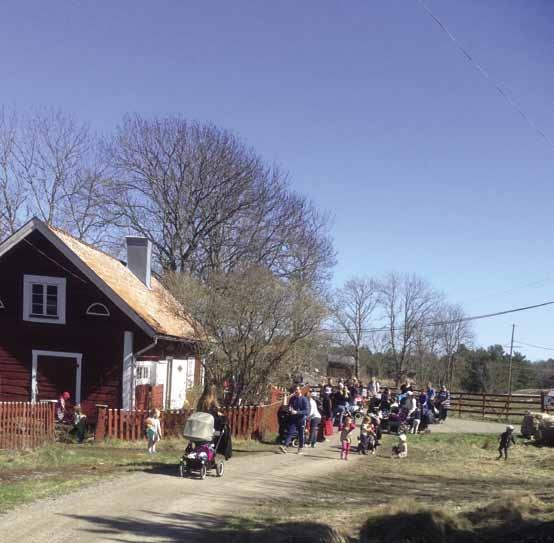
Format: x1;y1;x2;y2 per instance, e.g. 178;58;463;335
95;401;282;442
0;402;56;450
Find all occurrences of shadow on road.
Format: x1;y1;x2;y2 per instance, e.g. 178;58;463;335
61;512;347;543
61;508;554;543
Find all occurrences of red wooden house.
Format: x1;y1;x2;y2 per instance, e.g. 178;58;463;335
0;218;204;416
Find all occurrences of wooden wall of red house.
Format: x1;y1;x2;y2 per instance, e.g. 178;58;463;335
0;229;152;415
194;354;203;386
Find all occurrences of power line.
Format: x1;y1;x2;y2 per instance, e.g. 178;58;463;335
22;238;88;284
514;340;554;353
322;300;554;335
416;0;554;150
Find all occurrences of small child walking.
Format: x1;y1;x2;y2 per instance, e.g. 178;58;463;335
391;433;408;458
497;425;516;460
410;405;422;434
73;404;87;443
339;416;356;460
146;408;162;454
359;416;377;455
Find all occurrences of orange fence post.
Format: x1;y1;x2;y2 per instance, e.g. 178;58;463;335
95;405;107;441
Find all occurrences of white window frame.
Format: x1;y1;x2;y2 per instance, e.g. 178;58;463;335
86;302;110;317
23;275;66;324
135;361;153;385
31;350;82;404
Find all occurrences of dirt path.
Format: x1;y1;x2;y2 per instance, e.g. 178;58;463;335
1;434;351;542
0;419;505;542
430;417;507;434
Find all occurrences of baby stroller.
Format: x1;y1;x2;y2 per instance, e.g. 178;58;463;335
277;405;308;447
349;399;365;422
179;412;228;480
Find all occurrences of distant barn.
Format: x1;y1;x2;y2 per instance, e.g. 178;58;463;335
326;354;355;379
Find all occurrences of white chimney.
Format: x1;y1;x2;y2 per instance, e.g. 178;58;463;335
126;237;152;288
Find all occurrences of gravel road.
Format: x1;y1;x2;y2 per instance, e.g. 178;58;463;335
2;435;349;542
0;418;505;542
430;417;507;434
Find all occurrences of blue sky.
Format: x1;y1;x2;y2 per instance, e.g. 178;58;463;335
2;1;554;360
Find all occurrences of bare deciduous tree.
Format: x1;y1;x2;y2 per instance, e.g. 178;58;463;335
61;143;112;244
378;272;441;385
106;115;335;281
0;107;110;243
165;267;327;405
331;276;378;379
16;108;90;226
436;302;474;388
0;107;25;238
412;319;441;386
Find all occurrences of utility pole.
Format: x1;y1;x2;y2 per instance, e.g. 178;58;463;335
507;324;516;396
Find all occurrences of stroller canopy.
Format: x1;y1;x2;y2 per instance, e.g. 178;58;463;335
183;412;215;442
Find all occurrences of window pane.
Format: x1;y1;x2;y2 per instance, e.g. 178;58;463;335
46;302;58;316
46;285;57;296
31;283;44;314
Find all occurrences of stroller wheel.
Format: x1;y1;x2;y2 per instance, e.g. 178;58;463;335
215;460;225;477
199;464;207;480
292;437;299;448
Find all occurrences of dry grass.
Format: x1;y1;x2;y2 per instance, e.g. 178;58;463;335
0;436;276;512
227;433;554;542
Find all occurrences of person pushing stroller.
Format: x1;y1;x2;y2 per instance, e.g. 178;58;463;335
279;385;310;454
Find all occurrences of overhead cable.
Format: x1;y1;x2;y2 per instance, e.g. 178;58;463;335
416;0;554;149
513;340;554;352
322;300;554;335
23;238;88;284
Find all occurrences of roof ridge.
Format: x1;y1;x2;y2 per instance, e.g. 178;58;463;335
47;224;125;264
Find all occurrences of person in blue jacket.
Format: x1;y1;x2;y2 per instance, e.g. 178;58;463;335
279;385;310;454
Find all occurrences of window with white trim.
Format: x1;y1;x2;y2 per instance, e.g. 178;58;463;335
23;275;66;324
86;302;110;316
136;364;151;384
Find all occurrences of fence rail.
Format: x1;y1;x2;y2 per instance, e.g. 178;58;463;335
449;392;549;419
0;402;56;450
95;401;282;442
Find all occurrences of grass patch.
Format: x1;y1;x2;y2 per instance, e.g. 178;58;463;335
0;436;275;513
226;433;554;542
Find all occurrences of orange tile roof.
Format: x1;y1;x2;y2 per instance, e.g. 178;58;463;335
48;226;200;341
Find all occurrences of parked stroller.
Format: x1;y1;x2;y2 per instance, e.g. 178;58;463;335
277;404;309;447
349;399;365;422
179;412;229;480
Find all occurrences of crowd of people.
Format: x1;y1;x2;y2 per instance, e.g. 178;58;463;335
278;377;452;458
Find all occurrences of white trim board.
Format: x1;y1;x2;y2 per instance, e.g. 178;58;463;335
86;302;110;316
31;350;83;404
0;218;156;338
23;274;67;324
